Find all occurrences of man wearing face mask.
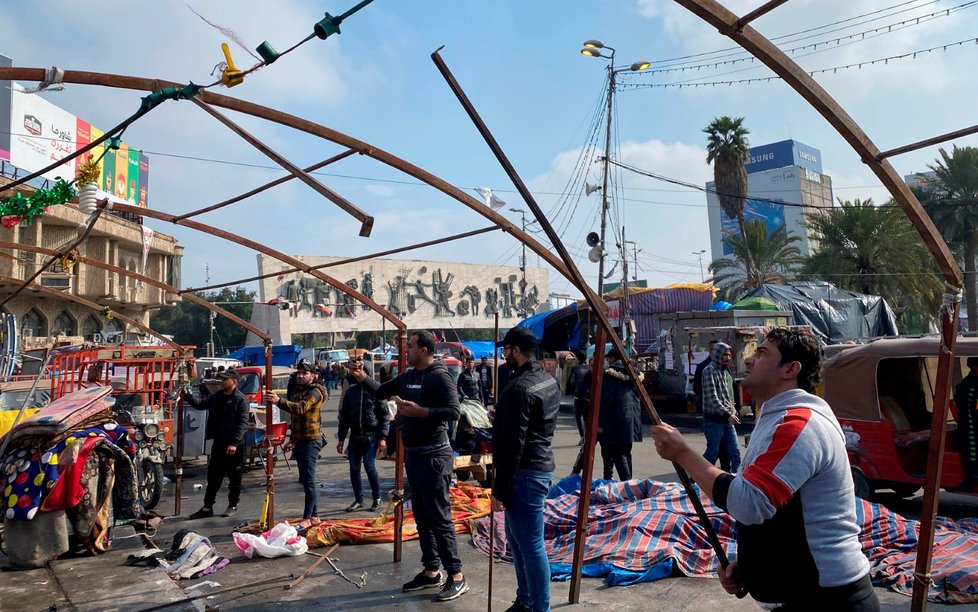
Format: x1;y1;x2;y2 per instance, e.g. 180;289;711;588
268;361;327;520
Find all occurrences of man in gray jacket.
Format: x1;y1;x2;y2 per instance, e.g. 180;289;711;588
652;329;878;610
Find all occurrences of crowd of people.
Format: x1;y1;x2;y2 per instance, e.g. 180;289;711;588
178;327;880;611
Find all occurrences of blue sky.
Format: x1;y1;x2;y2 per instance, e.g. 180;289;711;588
2;0;977;300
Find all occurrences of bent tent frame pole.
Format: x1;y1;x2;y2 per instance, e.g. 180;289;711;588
0;69;574;285
429;49;733;604
0;240;274;518
670;3;962;609
98;201;406;333
191;99;374;237
394;329;407;562
181;225;499;295
0;273;180;350
173;149;359;222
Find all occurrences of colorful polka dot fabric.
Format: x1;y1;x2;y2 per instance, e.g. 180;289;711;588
0;422;135;521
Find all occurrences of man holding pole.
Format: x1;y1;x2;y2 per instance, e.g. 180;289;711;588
492;327;560;612
351;330;468;602
651;329;878;611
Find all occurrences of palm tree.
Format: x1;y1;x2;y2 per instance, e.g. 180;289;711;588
709;220;804;301
803;198;942;333
918;145;978;331
704;116;751;269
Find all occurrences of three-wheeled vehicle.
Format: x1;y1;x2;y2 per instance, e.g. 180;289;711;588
821;337;978;500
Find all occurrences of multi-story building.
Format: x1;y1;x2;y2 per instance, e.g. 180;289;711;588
0;173;182;344
707;139;834;261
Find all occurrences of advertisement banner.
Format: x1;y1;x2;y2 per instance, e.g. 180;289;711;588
101;142;116;194
720;198;787;256
75;118;91;165
138;153;150;208
9;84;77;181
127;148;140;205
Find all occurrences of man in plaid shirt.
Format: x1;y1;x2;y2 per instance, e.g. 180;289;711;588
700;342;741;473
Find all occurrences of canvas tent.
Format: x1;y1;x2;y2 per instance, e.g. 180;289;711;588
743;281;898;344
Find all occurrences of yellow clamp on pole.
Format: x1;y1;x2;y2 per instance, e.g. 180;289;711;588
220;43;245;87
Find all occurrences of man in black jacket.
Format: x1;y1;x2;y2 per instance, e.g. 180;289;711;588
182;369;251;519
337;355;390;512
457;357;482;403
475;356;493;405
598;349;643;481
352;330;468;602
567;352;589;445
492;327;559;612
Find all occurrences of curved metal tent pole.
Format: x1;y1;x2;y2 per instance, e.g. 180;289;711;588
0;68;573;284
0;273;180;350
669;3;961;609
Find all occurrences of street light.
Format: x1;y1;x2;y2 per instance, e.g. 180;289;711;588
693;249;707;282
580;39;652;295
510;207;528;300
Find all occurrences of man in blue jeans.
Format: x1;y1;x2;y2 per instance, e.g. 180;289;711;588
337;355;389;512
268;361;327;519
492;327;560;612
700;342;742;474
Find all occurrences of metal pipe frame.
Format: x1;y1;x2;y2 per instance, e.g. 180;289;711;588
181;225;499;295
0;240;269;342
191;99;374;237
173;149;358;222
0;273;180;350
95;200;406;333
877;124;978;161
669;3;962;609
0;68;573;285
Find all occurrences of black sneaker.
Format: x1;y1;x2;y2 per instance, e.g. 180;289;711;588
402;571;444;592
346;501;363;512
436;576;469;601
369;498;381;512
188;507;214;519
504;602;530;612
223;506;238;518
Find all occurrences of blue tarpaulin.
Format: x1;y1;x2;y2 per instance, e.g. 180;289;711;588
224;344;301;367
515;304;582;352
460;341;498;359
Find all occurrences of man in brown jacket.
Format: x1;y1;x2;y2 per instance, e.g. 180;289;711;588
268;361;326;519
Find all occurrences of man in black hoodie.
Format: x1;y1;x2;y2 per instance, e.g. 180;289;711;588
337;355;389;512
182;369;250;519
352;330;468;602
492;327;560;612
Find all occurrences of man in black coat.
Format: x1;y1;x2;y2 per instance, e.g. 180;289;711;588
337;355;390;511
567;352;590;445
182;369;251;519
597;349;643;481
474;356;493;405
457;357;482;403
953;356;978;485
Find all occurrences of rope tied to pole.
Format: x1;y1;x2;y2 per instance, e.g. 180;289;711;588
940;282;963;317
22;66;64;93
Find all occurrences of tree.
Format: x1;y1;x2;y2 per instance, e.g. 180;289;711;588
918;145;978;331
803;198;942;333
704;116;751;270
709;220;804;302
150;287;256;354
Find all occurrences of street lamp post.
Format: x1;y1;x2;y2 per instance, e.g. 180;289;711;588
693;249;706;282
581;40;651;296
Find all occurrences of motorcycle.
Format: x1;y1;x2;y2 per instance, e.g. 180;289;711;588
117;400;169;510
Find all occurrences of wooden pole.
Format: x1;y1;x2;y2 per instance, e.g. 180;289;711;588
264;341;275;525
488;311;500;612
393;329;408;562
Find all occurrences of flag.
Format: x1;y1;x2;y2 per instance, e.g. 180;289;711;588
475;187;506;211
315;304;332;316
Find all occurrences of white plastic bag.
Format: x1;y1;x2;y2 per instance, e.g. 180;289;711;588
232;522;309;559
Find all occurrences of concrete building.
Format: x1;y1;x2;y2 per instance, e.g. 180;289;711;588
707;139;834;261
249;254;548;346
0;175;182;345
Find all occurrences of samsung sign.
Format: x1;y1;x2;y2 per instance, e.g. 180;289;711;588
743;139;822;174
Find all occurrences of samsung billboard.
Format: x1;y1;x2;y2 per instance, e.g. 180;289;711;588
744;139;822;175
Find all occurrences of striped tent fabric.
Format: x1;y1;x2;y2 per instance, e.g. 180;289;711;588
470;477;978;604
627;289;714;349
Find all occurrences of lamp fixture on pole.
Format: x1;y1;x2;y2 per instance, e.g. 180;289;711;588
510;207;528;302
693;249;707;282
580;39;652;296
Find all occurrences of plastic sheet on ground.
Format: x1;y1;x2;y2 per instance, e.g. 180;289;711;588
233;522;308;558
470;475;978;604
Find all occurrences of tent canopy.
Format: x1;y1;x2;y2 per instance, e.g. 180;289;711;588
730;296;780;311
744;282;898;344
515;303;581;353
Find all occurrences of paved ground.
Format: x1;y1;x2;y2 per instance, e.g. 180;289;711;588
1;393;975;611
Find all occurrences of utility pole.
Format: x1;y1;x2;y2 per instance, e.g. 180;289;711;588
510;208;528;311
206;263;215;357
620;226;629;345
693;249;706;283
597;56;615;296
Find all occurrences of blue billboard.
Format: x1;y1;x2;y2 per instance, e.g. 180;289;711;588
744;139;822;174
720;198;787;255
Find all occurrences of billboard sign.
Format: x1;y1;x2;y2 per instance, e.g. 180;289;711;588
8;82;149;207
744;139;822;175
720;197;787;256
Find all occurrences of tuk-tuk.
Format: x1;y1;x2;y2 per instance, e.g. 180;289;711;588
821;337;978;499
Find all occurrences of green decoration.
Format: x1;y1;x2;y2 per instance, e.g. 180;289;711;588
0;179;76;227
